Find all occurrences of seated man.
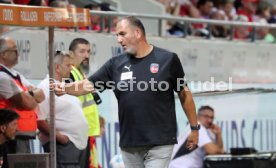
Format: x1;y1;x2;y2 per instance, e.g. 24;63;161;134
0;108;20;168
169;105;224;168
37;51;88;168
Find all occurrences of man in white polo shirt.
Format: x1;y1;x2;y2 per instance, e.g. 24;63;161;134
37;51;88;168
169;106;224;168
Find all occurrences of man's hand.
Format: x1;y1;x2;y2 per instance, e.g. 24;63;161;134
50;83;66;96
186;130;199;150
209;124;221;136
56;133;69;144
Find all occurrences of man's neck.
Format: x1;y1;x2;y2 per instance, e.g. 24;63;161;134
54;74;62;82
0;63;12;69
0;135;5;145
135;43;153;58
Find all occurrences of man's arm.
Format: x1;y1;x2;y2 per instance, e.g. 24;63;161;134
37;120;69;144
178;86;199;149
53;79;94;96
204;141;224;155
204;124;224;154
9;91;38;110
31;88;45;103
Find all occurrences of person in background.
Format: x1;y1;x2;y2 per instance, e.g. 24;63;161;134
0;37;45;154
233;15;250;40
237;0;258;22
37;51;88;168
83;3;101;31
0;109;20;168
169;105;224;168
255;18;275;43
69;38;102;168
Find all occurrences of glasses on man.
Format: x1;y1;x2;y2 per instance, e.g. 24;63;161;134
200;114;214;120
4;49;18;55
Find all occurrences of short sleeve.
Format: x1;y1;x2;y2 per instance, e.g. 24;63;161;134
88;58;113;92
0;73;22;99
19;73;34;87
37;81;50;120
170;53;187;92
198;126;212;147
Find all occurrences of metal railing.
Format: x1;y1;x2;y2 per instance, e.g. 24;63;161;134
89;10;276;42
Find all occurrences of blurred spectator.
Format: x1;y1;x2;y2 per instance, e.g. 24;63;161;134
255;18;275;43
256;1;271;20
209;11;229;38
48;0;67;5
48;0;68;7
233;15;250;39
268;5;276;23
83;3;101;31
234;0;242;10
0;0;13;3
197;0;214;19
237;0;258;22
167;22;190;37
100;2;116;11
28;0;46;6
100;2;118;32
156;0;180;16
218;0;236;21
179;0;201;18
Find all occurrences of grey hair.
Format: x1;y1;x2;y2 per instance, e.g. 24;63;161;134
54;51;71;65
47;51;71;70
0;37;9;53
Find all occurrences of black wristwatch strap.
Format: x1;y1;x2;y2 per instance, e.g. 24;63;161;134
28;90;34;97
190;124;200;131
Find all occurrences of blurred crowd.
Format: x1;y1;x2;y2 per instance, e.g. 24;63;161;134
0;0;275;42
157;0;276;42
0;0;117;33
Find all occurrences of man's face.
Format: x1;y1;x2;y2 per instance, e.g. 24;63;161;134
201;1;213;16
2;120;18;141
2;39;19;68
243;2;257;14
57;56;73;79
198;109;214;128
116;20;138;55
72;43;91;68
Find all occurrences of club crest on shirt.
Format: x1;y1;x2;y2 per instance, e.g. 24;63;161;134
150;63;159;73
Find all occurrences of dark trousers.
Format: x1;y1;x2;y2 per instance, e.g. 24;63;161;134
43;141;82;168
79;137;91;168
5;139;30;153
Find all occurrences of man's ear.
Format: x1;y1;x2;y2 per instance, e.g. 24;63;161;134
135;28;142;39
69;51;73;55
0;125;6;133
55;64;60;73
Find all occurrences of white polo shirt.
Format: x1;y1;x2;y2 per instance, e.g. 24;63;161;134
0;64;32;99
37;75;88;150
169;125;212;168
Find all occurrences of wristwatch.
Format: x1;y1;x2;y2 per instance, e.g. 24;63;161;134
28;90;34;97
190;123;200;131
